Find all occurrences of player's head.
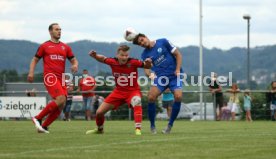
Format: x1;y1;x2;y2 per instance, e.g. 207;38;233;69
271;81;276;90
133;33;150;48
83;69;89;77
49;23;61;40
231;83;239;90
211;72;217;81
65;75;70;80
244;89;250;95
117;45;130;64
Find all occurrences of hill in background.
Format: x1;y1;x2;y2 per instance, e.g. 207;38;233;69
0;39;275;85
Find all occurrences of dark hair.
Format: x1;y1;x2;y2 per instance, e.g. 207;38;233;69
83;69;88;72
132;33;146;45
271;81;276;86
117;45;130;53
48;23;59;31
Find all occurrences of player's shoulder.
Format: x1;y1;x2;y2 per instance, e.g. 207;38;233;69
156;38;168;43
58;41;71;48
108;57;118;61
104;57;118;63
40;40;51;47
128;58;143;66
128;58;141;62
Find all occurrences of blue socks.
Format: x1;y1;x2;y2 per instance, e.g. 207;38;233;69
148;102;156;128
148;101;181;128
168;101;181;127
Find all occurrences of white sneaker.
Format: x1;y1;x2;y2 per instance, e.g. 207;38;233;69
32;117;49;133
37;128;50;134
161;125;172;134
150;127;157;134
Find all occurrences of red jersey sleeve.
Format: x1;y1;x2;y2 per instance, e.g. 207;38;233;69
129;59;144;68
66;45;75;60
35;45;45;58
104;58;116;65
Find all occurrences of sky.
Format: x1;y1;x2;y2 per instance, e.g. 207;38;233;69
1;0;276;49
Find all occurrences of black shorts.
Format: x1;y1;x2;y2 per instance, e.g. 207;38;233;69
215;96;223;108
162;100;174;108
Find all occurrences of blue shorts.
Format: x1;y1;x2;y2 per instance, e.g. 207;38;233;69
83;97;93;111
153;75;183;93
63;100;72;113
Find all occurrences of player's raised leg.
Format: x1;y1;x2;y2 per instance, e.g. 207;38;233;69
86;102;113;134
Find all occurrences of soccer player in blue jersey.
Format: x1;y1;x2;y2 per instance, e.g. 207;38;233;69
133;33;183;134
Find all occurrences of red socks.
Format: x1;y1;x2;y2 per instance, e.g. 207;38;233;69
35;101;62;128
42;108;61;128
35;101;58;120
134;106;142;129
96;114;105;129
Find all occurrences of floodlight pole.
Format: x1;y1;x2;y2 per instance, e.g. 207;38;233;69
243;14;251;89
199;0;203;120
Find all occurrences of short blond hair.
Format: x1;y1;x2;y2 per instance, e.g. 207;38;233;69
117;45;130;53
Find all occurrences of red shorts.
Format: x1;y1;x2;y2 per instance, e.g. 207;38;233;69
104;89;141;110
44;79;67;99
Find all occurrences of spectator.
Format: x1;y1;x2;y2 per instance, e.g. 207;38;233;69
161;88;174;118
268;81;276;120
227;83;240;121
26;88;37;97
77;69;97;121
208;73;223;121
221;101;231;121
243;89;253;122
92;95;104;117
63;75;74;121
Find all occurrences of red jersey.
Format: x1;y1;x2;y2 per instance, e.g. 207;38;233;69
35;41;75;80
79;76;96;97
104;58;144;91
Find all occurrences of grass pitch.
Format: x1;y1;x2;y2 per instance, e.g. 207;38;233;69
0;120;275;159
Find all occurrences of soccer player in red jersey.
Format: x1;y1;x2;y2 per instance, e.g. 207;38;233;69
85;45;152;135
27;23;78;133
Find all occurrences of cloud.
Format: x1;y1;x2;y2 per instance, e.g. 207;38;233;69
0;0;276;49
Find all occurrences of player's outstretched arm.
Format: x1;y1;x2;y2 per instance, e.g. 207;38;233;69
143;58;152;69
144;69;156;80
88;50;106;63
27;57;40;83
70;57;78;73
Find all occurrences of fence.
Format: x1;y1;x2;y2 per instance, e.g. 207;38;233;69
0;89;273;121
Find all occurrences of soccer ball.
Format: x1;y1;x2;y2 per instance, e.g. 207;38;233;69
124;27;138;42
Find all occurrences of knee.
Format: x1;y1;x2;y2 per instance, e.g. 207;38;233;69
96;109;104;117
55;96;66;107
148;94;157;102
174;94;182;102
131;96;141;107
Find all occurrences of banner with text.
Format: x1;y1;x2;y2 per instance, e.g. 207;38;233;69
0;97;46;118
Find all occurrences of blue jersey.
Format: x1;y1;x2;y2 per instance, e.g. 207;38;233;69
141;38;183;77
